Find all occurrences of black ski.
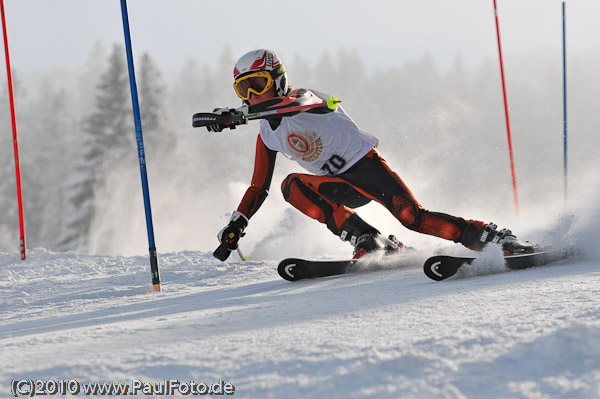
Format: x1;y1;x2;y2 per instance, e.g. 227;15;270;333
277;250;421;281
278;258;357;281
423;247;573;281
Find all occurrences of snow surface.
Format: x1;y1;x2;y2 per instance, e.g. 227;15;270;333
1;242;599;399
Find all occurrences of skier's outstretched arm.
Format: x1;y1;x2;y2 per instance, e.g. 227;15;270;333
215;134;276;261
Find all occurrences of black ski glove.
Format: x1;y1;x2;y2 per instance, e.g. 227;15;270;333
206;108;232;132
206;107;247;132
207;124;226;132
214;211;248;261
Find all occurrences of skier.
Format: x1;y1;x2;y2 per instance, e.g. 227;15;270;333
210;49;534;261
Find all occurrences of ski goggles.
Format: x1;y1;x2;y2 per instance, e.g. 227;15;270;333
233;71;274;100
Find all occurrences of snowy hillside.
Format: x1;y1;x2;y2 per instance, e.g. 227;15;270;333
1;240;599;398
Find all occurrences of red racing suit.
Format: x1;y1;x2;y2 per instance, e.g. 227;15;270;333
235;88;486;248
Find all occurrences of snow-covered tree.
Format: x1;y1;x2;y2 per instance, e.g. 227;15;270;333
23;80;78;249
139;54;164;129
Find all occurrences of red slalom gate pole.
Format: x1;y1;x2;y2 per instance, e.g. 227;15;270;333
493;0;519;217
1;0;26;260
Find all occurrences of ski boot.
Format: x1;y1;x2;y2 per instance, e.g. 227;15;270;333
385;234;406;252
353;233;404;259
339;214;405;259
477;223;538;255
352;231;385;259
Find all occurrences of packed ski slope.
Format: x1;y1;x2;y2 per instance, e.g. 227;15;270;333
1;231;599;398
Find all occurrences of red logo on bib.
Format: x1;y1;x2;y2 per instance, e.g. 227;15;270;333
287;134;310;153
285;131;323;162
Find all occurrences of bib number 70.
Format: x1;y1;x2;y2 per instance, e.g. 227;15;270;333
321;154;347;175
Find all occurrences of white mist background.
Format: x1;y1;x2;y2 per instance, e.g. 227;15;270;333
0;0;599;258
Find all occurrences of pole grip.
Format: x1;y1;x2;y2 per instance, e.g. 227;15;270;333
192;112;241;128
213;242;232;261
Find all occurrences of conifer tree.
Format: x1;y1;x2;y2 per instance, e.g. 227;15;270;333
26;82;77;249
138;52;167;149
59;44;132;251
0;72;26;252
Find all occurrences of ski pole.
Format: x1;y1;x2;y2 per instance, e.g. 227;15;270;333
244;96;340;122
236;247;247;261
192;96;340;128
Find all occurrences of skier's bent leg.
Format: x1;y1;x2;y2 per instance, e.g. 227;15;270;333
392;199;486;247
281;173;376;240
282;173;353;234
338;149;487;248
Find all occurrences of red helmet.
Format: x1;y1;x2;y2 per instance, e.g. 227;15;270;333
233;49;288;101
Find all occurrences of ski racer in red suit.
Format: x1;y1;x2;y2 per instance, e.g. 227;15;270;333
211;49;534;261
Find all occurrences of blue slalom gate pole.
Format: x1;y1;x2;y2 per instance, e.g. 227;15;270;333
120;0;161;291
562;1;568;201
